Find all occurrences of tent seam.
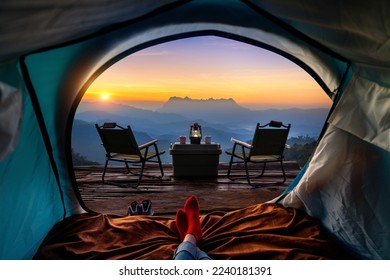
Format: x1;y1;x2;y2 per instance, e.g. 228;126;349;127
18;57;67;220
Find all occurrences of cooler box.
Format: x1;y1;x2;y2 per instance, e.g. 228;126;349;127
170;143;221;177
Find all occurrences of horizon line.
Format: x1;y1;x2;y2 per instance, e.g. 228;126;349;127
77;98;331;113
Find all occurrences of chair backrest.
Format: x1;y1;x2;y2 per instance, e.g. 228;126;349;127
250;121;291;157
95;122;141;157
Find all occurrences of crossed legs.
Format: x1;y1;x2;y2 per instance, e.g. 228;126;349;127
173;196;211;260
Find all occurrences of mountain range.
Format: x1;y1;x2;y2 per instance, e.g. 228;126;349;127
72;97;330;164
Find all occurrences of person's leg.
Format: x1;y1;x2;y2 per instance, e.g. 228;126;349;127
173;234;198;260
175;208;187;242
173;234;212;260
183;196;202;241
173;196;212;260
197;249;212;260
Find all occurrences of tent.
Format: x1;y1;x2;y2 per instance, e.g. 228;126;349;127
0;0;389;260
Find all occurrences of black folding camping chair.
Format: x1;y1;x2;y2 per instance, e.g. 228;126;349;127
95;122;165;188
226;120;291;187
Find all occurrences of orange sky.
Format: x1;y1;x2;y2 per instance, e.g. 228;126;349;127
84;36;332;110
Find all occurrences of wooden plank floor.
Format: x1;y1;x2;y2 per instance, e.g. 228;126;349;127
76;161;300;217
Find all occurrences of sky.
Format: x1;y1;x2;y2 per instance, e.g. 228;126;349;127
83;36;332;110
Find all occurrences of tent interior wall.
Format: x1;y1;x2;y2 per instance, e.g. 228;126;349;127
0;0;389;260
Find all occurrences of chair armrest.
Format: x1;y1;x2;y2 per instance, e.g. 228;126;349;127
230;137;253;149
138;139;159;150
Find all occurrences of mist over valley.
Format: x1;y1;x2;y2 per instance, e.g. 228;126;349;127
73;97;330;164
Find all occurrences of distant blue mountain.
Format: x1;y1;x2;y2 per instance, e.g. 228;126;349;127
157;96;256;126
77;101;186;124
72;98;330;164
72;119;156;164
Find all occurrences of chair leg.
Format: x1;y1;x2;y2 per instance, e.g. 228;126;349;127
280;160;286;184
237;160;286;187
152;144;164;178
260;162;266;177
227;159;232;179
157;154;164;178
102;160;109;182
133;161;145;188
250;162;267;180
227;155;235;180
244;160;254;186
124;162;136;175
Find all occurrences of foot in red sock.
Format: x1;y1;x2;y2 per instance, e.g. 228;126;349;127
183;196;202;242
175;208;187;242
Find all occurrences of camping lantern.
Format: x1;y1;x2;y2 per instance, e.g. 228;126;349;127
189;123;202;144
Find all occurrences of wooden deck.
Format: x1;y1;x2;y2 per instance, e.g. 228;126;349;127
76;161;300;217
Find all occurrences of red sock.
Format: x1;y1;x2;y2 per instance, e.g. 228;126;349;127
184;196;202;241
175;208;187;242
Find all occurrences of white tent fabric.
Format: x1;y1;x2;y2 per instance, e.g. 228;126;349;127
278;73;390;259
329;74;390;151
0;0;389;259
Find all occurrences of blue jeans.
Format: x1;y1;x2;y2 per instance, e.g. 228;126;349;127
173;241;212;260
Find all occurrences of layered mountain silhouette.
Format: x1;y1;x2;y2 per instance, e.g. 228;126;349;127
157;96;249;124
73;97;330;163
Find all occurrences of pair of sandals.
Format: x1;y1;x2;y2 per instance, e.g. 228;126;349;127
128;199;154;216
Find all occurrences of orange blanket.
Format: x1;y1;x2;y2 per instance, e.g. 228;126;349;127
34;203;353;259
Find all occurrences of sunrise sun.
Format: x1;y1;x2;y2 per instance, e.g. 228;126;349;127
100;93;110;101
